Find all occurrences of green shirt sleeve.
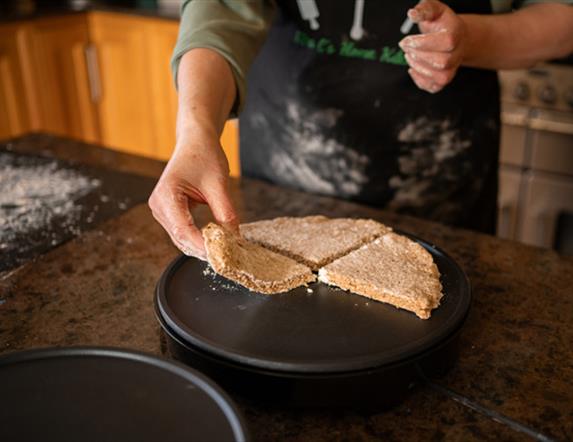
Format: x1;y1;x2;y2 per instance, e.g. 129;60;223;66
171;0;276;116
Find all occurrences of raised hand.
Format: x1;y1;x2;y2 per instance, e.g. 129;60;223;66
399;0;467;93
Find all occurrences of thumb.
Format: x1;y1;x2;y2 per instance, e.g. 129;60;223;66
205;178;239;232
408;0;447;23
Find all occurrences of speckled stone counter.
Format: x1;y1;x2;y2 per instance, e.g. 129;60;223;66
1;134;572;441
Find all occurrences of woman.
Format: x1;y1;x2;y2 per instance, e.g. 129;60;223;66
148;0;573;258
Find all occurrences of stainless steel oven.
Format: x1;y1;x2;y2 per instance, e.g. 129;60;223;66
498;63;573;256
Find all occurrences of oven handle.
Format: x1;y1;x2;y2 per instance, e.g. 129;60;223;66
501;111;528;127
529;116;573;135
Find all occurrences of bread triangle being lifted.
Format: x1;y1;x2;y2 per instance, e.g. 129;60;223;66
240;215;391;271
203;223;315;294
318;232;443;319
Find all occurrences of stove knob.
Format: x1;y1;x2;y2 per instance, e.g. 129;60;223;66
513;82;530;101
539;84;557;105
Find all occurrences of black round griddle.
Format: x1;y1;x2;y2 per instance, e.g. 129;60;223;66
156;236;471;374
0;347;248;442
157;307;465;408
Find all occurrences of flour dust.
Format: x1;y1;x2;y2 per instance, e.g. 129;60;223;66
0;154;101;254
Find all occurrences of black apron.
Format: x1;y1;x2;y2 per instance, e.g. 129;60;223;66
240;0;500;233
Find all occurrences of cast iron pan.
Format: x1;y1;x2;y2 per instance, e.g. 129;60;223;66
0;347;247;442
156;234;471;374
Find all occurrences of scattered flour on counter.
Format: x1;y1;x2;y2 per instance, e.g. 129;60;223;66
0;154;100;252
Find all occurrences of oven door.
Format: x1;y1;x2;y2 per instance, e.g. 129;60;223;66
520;171;573;255
497;166;523;241
499;103;529;168
528;109;573;175
497;104;529;240
518;110;573;256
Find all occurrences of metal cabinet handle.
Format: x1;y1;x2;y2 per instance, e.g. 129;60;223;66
84;43;101;103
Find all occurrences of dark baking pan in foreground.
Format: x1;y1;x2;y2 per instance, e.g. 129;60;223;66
0;347;248;442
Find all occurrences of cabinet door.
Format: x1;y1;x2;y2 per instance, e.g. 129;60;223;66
28;15;99;143
89;12;156;157
147;19;178;160
0;23;33;139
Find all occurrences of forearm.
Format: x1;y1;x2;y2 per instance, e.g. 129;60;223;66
461;3;573;70
175;48;236;147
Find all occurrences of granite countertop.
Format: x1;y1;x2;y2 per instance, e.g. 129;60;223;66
1;134;572;441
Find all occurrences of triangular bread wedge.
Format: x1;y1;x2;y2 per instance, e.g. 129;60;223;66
318;232;443;319
203;223;316;294
240;216;391;271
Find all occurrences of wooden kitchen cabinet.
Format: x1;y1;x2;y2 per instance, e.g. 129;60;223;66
89;11;240;175
147;18;179;160
88;12;156;157
0;11;240;175
27;15;100;143
0;23;34;139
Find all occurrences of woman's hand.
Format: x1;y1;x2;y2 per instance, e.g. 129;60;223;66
150;47;239;259
148;134;238;260
399;0;468;93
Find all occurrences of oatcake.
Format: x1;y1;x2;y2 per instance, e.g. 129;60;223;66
240;216;391;270
203;223;315;294
318;232;443;319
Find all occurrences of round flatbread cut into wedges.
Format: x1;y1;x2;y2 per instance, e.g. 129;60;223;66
202;223;316;295
318;233;444;319
240;216;391;271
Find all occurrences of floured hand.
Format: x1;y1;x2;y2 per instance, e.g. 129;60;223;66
148;136;238;260
399;0;467;94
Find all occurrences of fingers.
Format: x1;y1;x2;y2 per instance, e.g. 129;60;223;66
148;171;240;261
404;53;433;77
408;68;441;94
399;0;464;93
407;0;447;23
408;68;438;94
399;30;457;53
404;51;457;91
148;183;207;260
405;49;455;70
